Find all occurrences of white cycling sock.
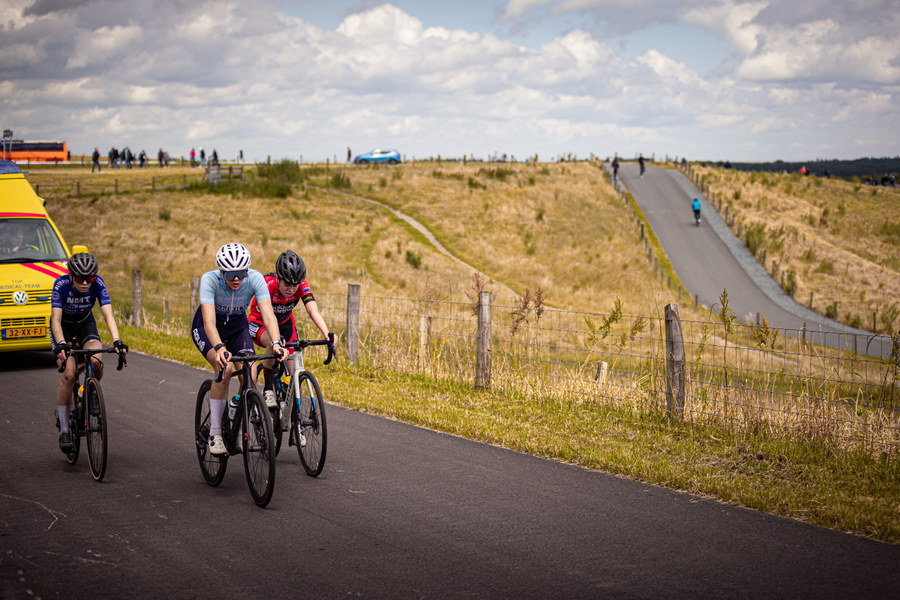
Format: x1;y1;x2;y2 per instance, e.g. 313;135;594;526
209;398;226;436
57;404;71;433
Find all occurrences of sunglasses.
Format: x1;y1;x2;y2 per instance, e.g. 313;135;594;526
73;275;95;285
222;269;248;281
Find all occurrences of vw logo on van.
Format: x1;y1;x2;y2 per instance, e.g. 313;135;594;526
13;290;28;305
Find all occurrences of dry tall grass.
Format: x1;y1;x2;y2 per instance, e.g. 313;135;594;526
28;162;708;326
694;165;900;333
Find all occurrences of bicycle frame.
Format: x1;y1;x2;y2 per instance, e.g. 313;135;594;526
281;336;334;420
216;350;281;454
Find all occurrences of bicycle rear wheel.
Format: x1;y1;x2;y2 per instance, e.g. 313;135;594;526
195;380;227;486
291;372;327;477
243;389;276;507
84;378;108;481
65;388;81;465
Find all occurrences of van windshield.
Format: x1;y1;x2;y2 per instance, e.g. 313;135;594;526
0;218;69;263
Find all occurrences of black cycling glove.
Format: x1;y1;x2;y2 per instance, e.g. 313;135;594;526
55;341;71;360
113;339;128;353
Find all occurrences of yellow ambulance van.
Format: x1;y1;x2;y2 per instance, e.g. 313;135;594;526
0;160;85;351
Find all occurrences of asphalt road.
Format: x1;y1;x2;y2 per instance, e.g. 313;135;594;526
618;164;893;359
2;350;899;599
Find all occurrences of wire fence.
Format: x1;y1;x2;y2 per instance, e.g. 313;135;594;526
102;273;900;456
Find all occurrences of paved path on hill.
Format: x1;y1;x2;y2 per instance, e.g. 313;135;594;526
2;351;899;599
616;164;893;359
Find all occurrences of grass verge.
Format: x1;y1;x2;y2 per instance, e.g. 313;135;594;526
113;321;900;545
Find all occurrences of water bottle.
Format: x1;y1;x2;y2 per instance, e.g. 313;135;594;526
228;395;240;420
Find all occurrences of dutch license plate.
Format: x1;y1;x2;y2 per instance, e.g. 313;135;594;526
2;327;47;339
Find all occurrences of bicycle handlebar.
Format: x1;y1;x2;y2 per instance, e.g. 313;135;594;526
57;346;127;373
283;332;336;365
213;350;284;383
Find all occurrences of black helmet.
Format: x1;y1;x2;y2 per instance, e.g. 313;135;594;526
275;250;306;285
68;252;98;277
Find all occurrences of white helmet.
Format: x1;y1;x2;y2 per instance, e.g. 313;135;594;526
216;243;251;271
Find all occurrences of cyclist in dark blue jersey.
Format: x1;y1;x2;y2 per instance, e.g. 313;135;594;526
191;242;288;455
51;252;127;452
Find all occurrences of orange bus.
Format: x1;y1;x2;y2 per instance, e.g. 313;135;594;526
1;141;68;163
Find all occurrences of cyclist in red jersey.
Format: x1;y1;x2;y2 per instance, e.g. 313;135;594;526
247;250;335;407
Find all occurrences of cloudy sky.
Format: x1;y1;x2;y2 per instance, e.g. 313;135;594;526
1;0;898;162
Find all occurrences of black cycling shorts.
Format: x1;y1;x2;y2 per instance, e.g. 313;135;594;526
51;315;100;355
249;317;298;348
191;306;254;359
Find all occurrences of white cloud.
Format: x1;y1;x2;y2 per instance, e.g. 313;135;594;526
1;0;898;162
502;0;553;20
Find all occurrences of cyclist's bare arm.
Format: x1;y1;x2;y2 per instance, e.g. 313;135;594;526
304;300;336;347
201;303;229;371
98;304;125;354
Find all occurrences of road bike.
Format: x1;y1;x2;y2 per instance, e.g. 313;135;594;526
56;346;127;482
194;350;280;507
270;333;334;476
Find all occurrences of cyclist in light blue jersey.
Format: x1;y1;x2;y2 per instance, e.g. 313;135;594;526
191;243;287;455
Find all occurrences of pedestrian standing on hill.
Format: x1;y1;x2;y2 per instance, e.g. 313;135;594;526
158;148;164;168
200;147;206;167
347;147;352;164
639;153;645;178
139;150;147;168
612;156;619;182
91;148;101;173
190;148;196;168
211;149;219;167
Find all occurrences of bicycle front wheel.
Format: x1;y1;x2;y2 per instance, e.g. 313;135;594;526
243;389;276;507
291;372;327;477
84;378;108;481
195;379;227;486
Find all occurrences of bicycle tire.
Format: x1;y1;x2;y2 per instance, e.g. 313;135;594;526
242;389;276;507
65;387;81;465
84;377;108;482
195;379;227;486
291;371;327;477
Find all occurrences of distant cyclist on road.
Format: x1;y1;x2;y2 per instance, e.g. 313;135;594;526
51;252;127;452
247;250;336;412
191;243;288;455
692;198;701;225
639;153;646;178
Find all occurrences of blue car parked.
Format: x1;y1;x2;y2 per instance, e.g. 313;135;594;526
353;149;401;165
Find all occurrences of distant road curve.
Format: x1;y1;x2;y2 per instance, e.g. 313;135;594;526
616;163;893;359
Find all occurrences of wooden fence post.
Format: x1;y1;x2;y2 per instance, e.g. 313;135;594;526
152;177;155;194
115;179;118;196
76;181;80;201
476;291;492;389
132;269;142;328
190;275;200;311
665;303;685;420
346;284;360;364
418;314;431;370
164;298;169;324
